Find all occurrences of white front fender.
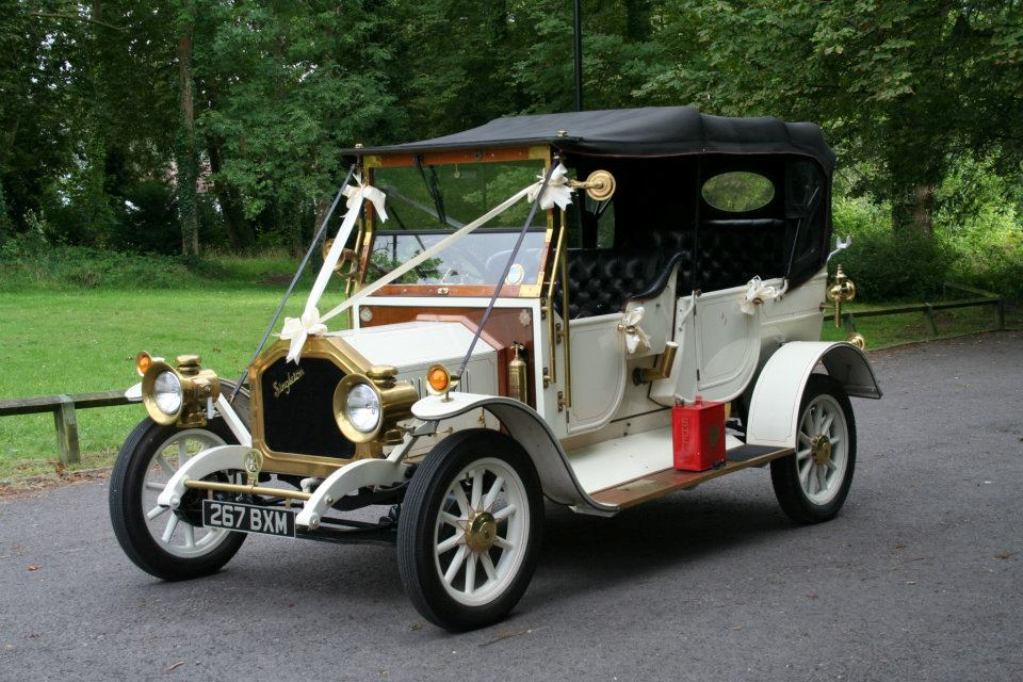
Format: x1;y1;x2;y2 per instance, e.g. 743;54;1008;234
746;341;881;449
157;444;251;508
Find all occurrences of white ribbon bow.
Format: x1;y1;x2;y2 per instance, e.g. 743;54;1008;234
740;276;783;315
280;307;328;363
342;174;388;222
526;163;574;211
620;306;652;354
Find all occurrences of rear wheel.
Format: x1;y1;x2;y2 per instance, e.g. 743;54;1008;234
109;414;247;581
770;374;856;523
397;430;544;631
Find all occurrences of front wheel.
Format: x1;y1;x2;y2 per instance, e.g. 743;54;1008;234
770;374;857;523
397;429;544;631
109;417;246;581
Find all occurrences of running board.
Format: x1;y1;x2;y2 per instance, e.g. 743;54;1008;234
590;445;793;509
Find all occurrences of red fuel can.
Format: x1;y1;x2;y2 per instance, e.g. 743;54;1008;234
673;399;726;471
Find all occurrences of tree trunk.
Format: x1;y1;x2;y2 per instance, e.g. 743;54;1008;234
207;140;254;250
891;181;936;236
176;21;199;256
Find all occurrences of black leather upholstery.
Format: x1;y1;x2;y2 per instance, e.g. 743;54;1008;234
556;223;786;319
696;221;785;292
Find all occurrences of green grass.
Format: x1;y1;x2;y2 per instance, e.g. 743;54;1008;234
0;285;1018;485
0;287;323;481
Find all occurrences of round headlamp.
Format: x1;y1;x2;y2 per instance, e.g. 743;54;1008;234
333;369;418;445
141;361;184;425
333;375;384;442
346;382;382;434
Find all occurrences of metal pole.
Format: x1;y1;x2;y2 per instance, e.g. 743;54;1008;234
229;164;357;401
573;0;583;111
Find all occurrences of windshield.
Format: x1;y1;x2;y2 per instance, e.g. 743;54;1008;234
367;159;549;291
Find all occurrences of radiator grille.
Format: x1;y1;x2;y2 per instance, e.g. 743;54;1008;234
258;356;355;459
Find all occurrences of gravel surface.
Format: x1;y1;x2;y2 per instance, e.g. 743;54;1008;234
2;332;1021;681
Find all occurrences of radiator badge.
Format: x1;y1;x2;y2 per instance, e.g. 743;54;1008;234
273;368;305;398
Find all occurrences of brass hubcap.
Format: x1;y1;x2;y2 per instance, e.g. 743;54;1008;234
464;511;497;553
810;434;832;466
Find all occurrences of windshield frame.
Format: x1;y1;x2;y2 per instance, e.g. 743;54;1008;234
355;145;553;299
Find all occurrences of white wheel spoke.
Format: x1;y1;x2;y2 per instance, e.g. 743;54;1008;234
494;535;514;551
444;546;468;585
161;515;179;543
480;553;498;582
470;470;483;510
178;440;188;467
798;432;812;447
800;414;814;439
146;505;168;520
482;475;504;511
439;511;464;529
436;532;463;555
796;447;811;462
826;459;837;472
183;524;196;549
493;504;517;521
451;484;471;517
821;412;835;435
830;436;842;446
144;481;165;492
799;461;812;488
816;465;827;491
156;455;175;477
464;554;477;595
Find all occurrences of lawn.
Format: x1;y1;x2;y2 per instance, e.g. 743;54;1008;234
0;286;1016;485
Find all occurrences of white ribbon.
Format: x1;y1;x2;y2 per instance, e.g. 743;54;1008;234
317;163;575;326
279;175;388;363
620;306;652;354
342;174;388;222
526;163;573;211
740;276;784;315
280;307;328;363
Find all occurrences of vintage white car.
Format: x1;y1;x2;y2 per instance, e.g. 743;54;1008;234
109;107;881;631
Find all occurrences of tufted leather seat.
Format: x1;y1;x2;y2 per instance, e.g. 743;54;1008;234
555;222;785;319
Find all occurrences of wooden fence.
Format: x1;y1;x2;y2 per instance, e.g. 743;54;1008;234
841;282;1005;337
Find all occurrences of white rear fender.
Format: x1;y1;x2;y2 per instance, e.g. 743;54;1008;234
746;341;881;449
413;393;617;516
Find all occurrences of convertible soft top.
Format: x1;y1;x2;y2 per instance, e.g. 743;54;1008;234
345;106;835;172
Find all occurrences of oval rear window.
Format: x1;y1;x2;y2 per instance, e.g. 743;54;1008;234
701;172;775;213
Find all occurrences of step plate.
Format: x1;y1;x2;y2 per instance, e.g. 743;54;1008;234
590;446;793;509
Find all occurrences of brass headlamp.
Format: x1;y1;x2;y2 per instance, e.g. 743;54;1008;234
141;354;221;427
332;365;418;444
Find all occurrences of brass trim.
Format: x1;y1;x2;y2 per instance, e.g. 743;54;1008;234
141;357;220;428
544;214;567;385
183;479;312;502
635;342;679;384
558;219;572;410
248;336;372;478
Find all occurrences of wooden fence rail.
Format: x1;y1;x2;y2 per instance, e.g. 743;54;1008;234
842;282;1005;337
0;390;131;466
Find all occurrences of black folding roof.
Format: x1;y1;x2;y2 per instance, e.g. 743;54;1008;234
345;106;835;172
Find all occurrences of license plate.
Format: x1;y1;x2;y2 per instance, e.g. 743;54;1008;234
202;499;296;538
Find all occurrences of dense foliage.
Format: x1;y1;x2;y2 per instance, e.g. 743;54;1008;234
1;1;1021;298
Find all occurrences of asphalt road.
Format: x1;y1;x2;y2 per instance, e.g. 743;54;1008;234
2;332;1021;681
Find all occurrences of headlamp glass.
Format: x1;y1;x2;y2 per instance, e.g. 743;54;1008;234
153;371;183;416
345;382;381;433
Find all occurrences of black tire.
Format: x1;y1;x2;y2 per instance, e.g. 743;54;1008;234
397;429;544;631
770;374;857;524
109;415;246;581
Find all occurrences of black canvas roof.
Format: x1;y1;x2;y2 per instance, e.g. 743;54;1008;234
346;107;835;171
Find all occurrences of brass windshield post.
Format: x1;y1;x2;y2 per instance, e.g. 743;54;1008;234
544;215;567;389
559;209;572;411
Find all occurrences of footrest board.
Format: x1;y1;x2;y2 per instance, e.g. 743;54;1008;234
590;446;793;509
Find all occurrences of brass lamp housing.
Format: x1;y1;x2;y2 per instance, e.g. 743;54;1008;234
332;365;418;444
141;354;220;427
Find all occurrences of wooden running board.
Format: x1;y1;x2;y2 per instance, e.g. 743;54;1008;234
590;445;794;509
